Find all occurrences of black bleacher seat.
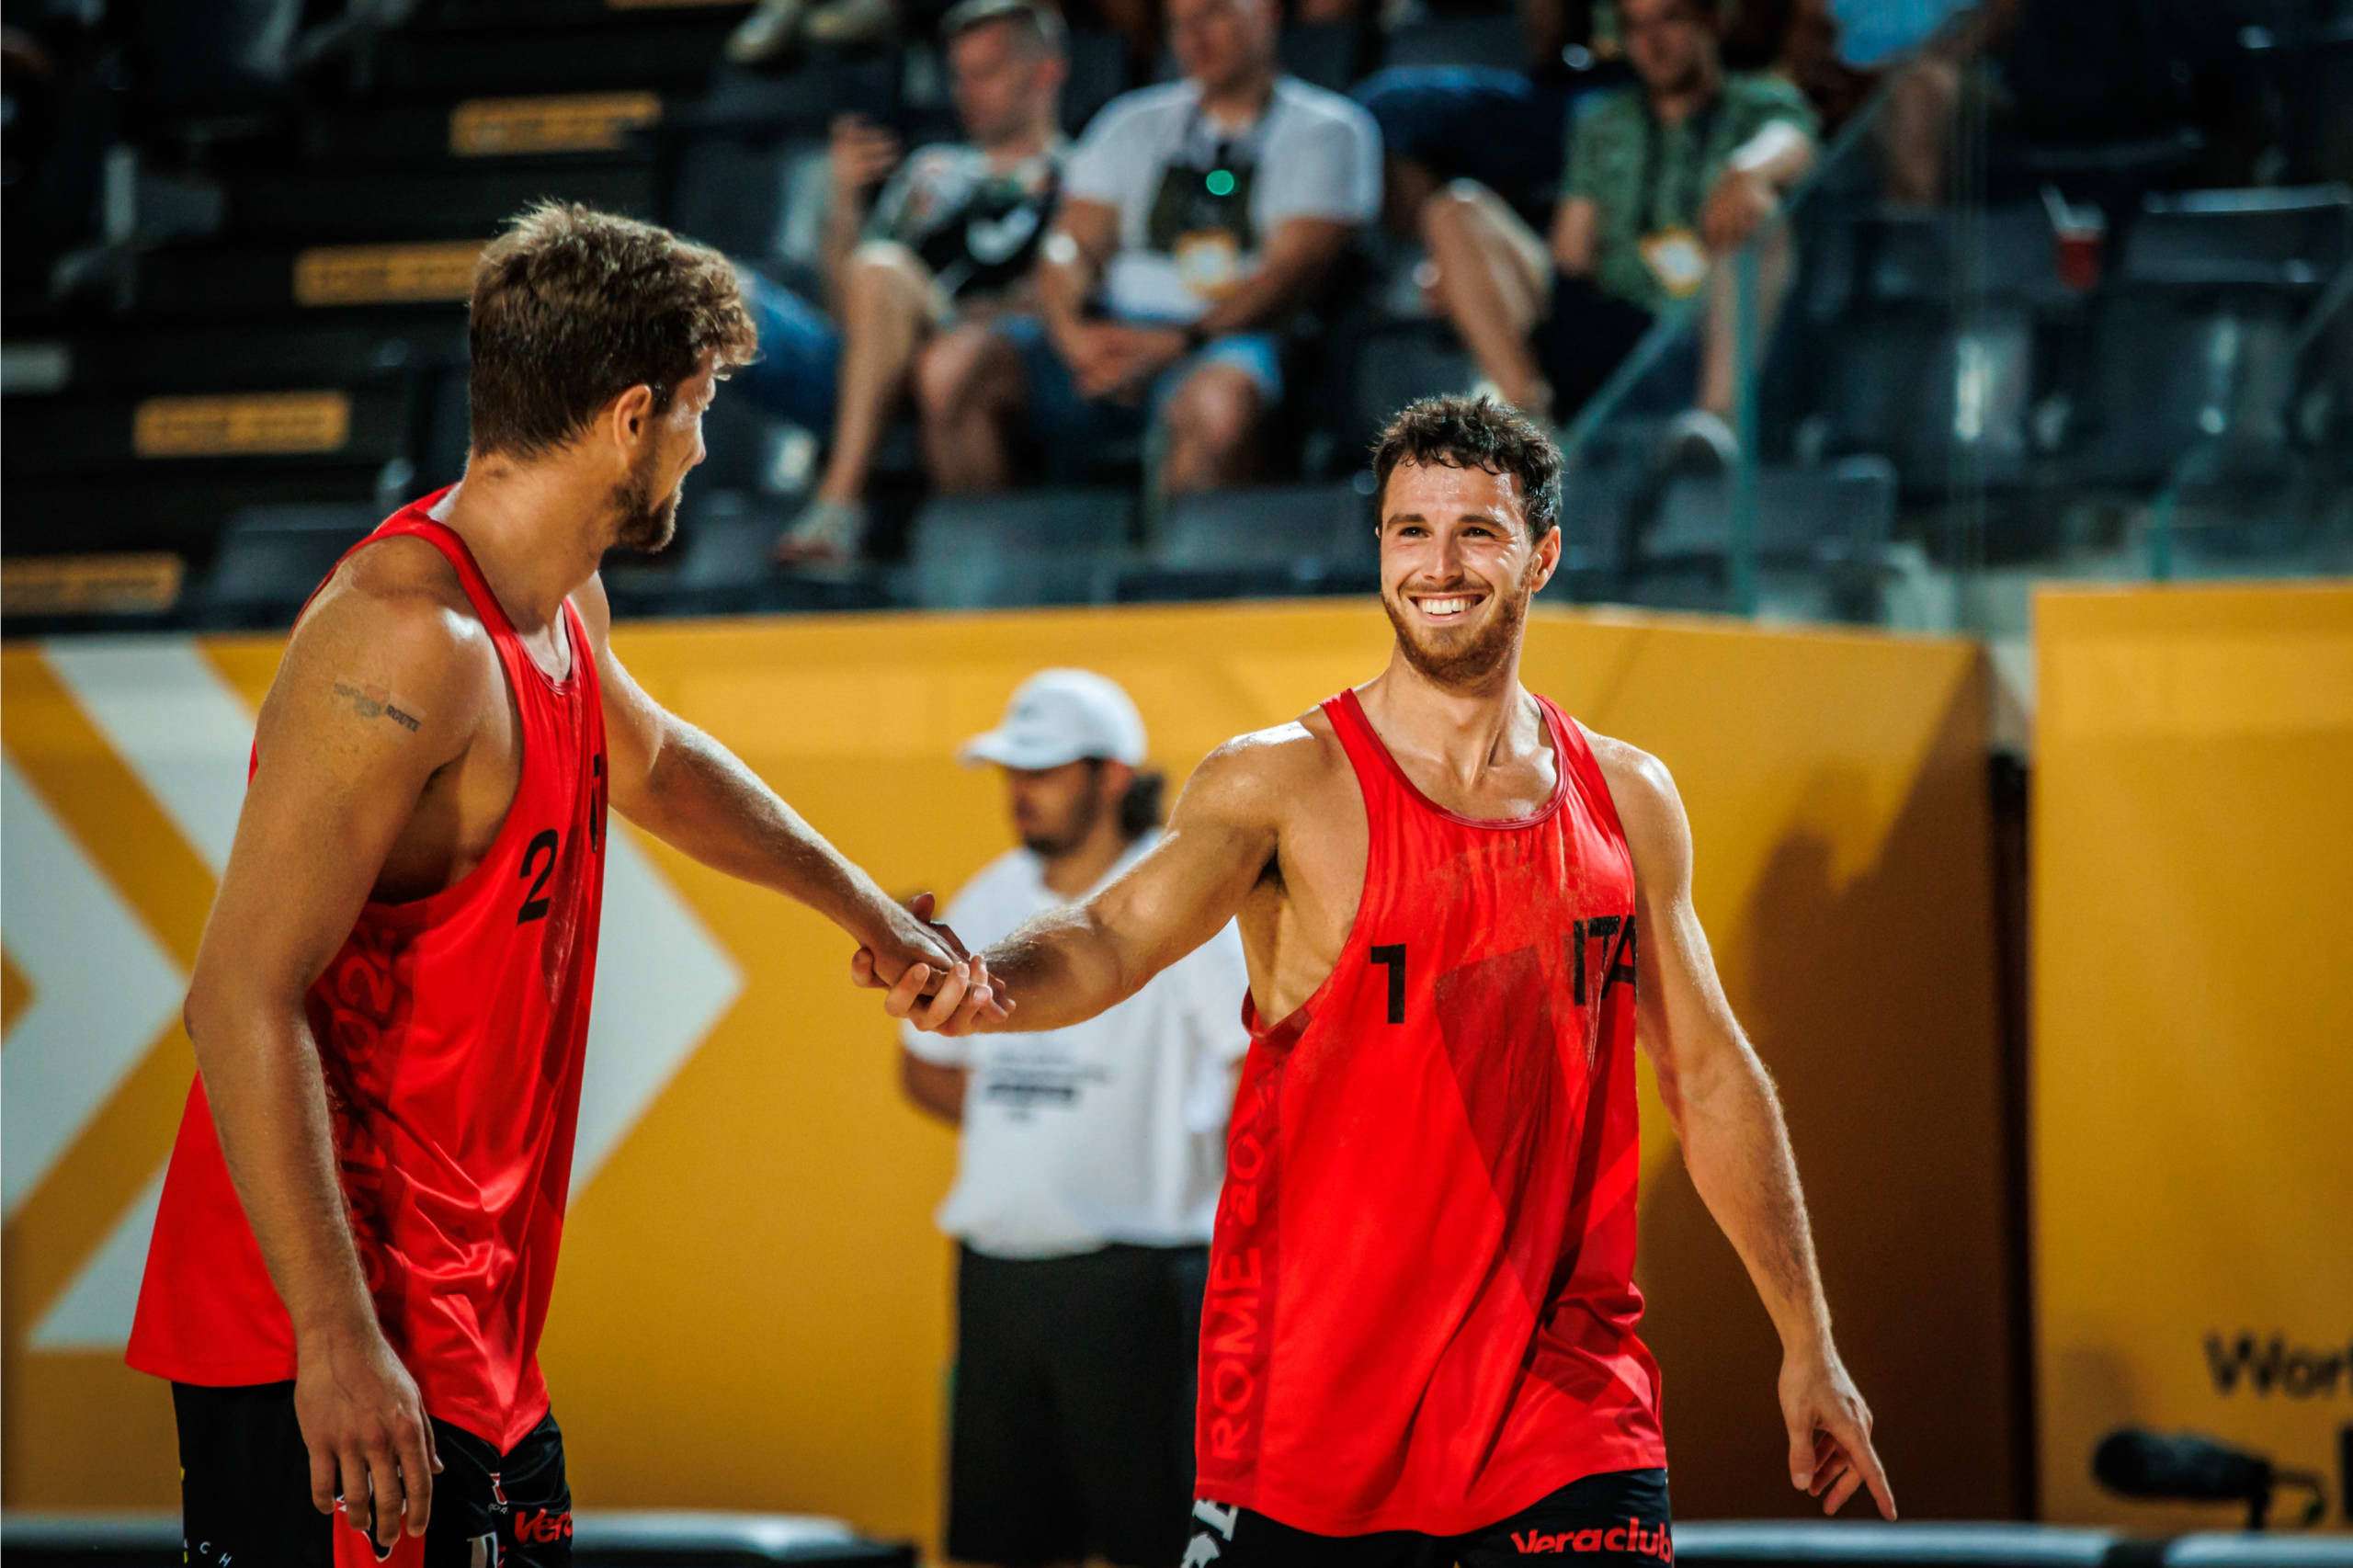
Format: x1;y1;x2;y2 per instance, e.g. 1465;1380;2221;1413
1623;458;1895;619
1813;205;2071;312
3;384;416;482
1643;457;1897;567
1334;323;1475;456
197;503;383;626
2121;185;2353;287
665;135;800;258
1795;204;2064;493
1117;482;1375;599
119;0;301;130
1062;29;1134;139
53;319;470;396
229;159;658;244
681;57;904;137
2069;293;2302;485
373;13;743;97
1812;307;2036;491
419;369;473;492
909;490;1133;609
2060;186;2347;485
1279;24;1367;95
1378;14;1526;71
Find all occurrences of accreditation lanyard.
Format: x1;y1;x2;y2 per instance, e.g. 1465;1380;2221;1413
1638;95;1723;237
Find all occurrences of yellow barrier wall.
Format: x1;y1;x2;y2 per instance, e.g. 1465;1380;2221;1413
3;600;2013;1527
2034;582;2353;1532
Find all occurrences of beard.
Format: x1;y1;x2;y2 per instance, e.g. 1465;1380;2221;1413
1018;786;1106;860
609;455;682;554
1381;572;1534;690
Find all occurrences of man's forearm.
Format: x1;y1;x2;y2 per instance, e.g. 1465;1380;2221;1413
979;904;1139;1032
1194;235;1344;336
1039;246;1097;334
1672;1040;1833;1352
629;717;902;945
189;1003;378;1344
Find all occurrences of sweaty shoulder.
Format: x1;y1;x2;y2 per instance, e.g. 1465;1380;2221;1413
1581;727;1693;890
275;534;498;761
1180;710;1348;829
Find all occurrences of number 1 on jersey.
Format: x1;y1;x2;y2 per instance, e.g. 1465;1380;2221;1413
1370;944;1407;1024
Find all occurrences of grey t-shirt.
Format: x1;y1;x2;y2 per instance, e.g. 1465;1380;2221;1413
1064;76;1381;324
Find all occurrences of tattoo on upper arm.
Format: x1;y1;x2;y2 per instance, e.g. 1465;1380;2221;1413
332;676;423;733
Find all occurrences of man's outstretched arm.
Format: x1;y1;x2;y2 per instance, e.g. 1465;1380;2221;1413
863;735;1282;1034
576;577;1002;1022
1597;737;1897;1521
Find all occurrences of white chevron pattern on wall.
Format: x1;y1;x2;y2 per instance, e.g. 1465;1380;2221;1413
6;633;743;1352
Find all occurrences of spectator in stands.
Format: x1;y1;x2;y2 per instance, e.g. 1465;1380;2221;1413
912;0;1380;496
1354;0;1619;241
740;0;1067;562
1419;0;1815;460
903;669;1248;1568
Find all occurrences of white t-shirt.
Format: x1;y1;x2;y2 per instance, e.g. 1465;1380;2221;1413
905;834;1253;1258
1064;75;1381;324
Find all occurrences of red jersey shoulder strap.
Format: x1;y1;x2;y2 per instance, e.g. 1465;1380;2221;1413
1538;697;1630;846
1321;687;1406;818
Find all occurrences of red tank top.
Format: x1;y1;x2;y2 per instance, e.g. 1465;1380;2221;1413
128;492;608;1453
1197;687;1665;1536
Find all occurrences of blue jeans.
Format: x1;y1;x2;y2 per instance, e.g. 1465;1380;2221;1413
733;272;842;436
996;315;1285;447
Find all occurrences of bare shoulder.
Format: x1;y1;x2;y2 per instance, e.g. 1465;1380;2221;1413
1178;710;1349;827
271;537;496;754
1580;725;1693;878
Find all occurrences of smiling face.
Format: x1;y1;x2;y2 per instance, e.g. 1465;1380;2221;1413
1377;459;1561;688
608;351;718;554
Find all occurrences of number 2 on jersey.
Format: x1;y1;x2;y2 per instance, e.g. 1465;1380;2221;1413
517;829;559;924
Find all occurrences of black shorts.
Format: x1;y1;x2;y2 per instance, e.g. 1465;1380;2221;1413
1187;1468;1672;1568
173;1381;571;1568
949;1243;1209;1568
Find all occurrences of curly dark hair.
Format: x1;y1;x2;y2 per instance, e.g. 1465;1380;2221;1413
1370;394;1563;539
467;202;758;460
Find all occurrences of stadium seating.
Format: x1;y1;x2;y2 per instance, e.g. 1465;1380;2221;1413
911;489;1135;608
5;0;2349;629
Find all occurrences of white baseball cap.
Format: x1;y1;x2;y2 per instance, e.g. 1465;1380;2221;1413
960;668;1149;770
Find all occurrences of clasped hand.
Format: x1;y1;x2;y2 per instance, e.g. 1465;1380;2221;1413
853;892;1013;1035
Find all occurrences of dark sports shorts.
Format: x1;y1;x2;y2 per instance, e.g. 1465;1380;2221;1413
949;1242;1210;1567
1187;1468;1672;1568
173;1381;571;1568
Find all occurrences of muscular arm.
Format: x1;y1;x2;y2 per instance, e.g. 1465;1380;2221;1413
1597;737;1896;1520
879;737;1280;1034
574;578;992;998
183;562;477;1538
1040;198;1120;337
1191;216;1355;336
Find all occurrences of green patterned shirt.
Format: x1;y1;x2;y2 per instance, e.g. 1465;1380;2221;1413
1562;72;1816;314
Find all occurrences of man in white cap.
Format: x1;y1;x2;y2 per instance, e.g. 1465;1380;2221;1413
901;668;1251;1568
